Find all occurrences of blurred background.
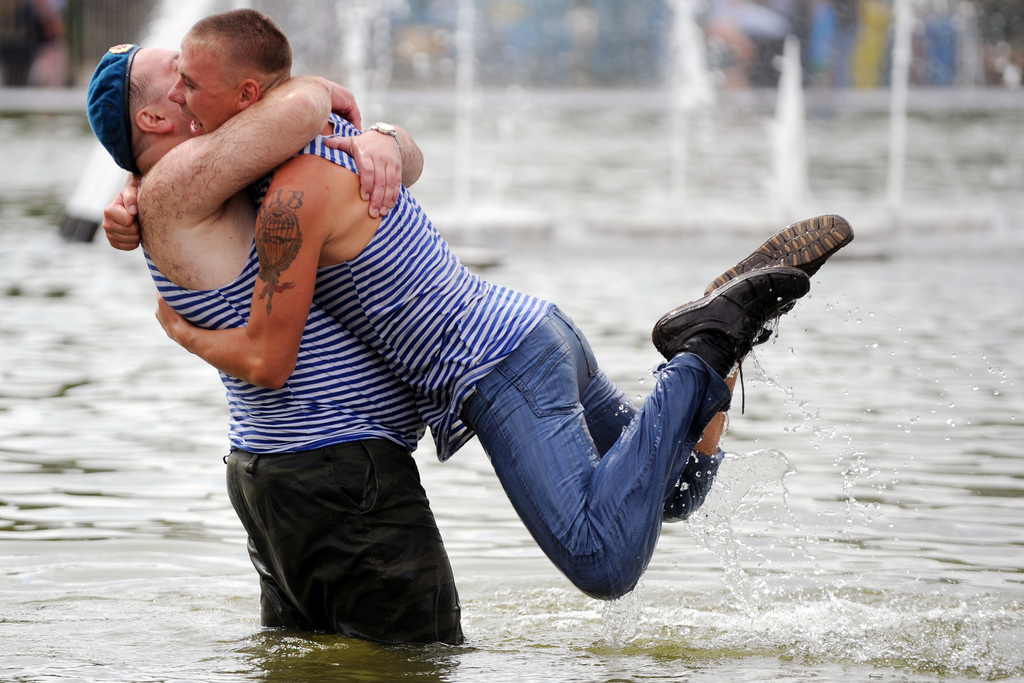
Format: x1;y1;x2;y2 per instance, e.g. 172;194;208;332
2;2;1024;680
2;0;1024;91
6;0;1024;244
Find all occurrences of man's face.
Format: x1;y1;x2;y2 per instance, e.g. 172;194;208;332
168;42;243;135
132;48;194;142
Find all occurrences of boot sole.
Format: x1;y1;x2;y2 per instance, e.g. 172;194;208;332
705;214;854;295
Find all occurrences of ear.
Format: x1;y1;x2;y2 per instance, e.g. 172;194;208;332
236;78;262;112
135;104;175;135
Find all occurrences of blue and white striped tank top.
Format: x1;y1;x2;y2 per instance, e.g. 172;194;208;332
265;115;552;460
145;241;425;454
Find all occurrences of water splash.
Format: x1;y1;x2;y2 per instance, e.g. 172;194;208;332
602;585;644;647
686;448;795;611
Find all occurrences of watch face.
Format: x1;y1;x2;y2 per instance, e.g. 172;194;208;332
373;123;396;134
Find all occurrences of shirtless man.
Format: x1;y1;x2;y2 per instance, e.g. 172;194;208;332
110;10;852;602
87;27;462;643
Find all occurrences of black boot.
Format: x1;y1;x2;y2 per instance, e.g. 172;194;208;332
652;267;810;376
675;330;738;379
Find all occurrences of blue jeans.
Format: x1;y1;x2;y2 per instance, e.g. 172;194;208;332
462;307;732;599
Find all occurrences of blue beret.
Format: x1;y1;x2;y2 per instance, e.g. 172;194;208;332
87;44;142;175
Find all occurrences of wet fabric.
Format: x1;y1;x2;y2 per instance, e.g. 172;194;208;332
663;449;725;522
145;242;425;455
225;439;463;645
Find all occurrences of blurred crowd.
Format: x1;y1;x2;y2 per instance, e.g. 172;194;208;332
1;0;1023;90
702;0;1018;89
0;0;67;86
388;0;1024;89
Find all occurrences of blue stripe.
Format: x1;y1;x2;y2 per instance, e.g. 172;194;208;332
143;239;424;455
305;116;553;460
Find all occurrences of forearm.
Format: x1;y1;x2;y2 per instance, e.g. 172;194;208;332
193;75;332;187
141;77;332;230
162;313;297;389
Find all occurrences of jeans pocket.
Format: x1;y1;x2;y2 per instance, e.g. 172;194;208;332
552;307;598;380
519;343;582;417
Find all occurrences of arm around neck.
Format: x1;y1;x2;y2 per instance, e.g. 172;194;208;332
138;76;332;238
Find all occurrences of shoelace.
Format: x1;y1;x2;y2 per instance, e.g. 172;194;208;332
737;317;781;413
738;361;746;414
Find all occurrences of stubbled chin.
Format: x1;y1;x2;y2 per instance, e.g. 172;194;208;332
189;119;205;136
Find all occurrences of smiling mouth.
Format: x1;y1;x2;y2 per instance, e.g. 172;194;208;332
178;103;204;136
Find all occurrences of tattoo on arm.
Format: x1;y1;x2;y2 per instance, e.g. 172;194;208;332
256;189;304;314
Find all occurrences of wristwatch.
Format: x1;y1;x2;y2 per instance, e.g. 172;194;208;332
368;122;400;148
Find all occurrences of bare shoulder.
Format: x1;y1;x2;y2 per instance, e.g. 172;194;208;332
263;154;377;265
271;153;360;191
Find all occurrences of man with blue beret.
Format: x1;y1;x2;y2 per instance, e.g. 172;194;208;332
86;15;464;645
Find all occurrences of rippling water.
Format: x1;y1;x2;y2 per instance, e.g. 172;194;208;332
1;109;1023;682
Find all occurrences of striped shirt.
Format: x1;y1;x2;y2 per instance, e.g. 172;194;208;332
261;115;553;460
145;242;426;454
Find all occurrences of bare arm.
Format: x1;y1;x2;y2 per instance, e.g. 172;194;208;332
394;127;424;186
138;76;332;238
103;81;411;249
327;81;362;130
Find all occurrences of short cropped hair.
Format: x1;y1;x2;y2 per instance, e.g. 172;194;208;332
127;55;160;165
185;9;292;86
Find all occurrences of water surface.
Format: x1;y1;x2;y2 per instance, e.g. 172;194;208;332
1;110;1023;682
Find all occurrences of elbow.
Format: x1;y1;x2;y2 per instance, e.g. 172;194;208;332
402;163;423;188
270;82;329;145
245;356;297;390
252;374;288;391
292;86;330;139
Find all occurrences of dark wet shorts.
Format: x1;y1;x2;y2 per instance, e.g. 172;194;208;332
225;439;463;645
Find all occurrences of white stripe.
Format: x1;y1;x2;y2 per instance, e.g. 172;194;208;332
144;241;424;455
304;118;552;459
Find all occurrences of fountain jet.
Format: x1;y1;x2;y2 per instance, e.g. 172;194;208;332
887;0;914;215
772;34;809;222
668;0;714;213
